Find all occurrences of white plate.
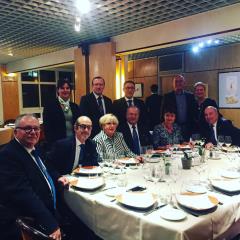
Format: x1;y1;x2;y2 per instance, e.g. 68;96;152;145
110;168;126;175
145;158;160;163
117;158;138;165
72;177;105;190
160;206;186;221
221;170;240;179
116;192;156;209
186;185;207;194
176;194;218;211
74;166;102;175
221;147;239;152
211;180;240;192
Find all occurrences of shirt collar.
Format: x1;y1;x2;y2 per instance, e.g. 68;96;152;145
127;122;137;129
15;137;34;153
76;137;84;146
100;130;114;140
125;97;134;102
93;92;102;99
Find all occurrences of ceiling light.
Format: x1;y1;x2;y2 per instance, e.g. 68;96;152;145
206;39;212;45
198;42;204;48
8;52;13;56
74;17;81;32
192;46;199;53
76;0;91;14
214;39;220;44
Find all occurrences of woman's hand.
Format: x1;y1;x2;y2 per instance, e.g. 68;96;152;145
49;228;61;240
136;156;144;163
58;176;69;187
205;142;214;150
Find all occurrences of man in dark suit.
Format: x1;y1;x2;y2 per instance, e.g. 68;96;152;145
49;116;99;176
79;76;112;137
145;84;162;130
202;106;240;147
118;106;152;154
0;114;68;240
113;80;148;126
161;75;197;141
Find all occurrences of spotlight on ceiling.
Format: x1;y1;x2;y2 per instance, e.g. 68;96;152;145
198;42;204;48
192;46;199;53
76;0;91;14
8;52;13;56
74;17;81;32
206;39;212;45
214;39;220;44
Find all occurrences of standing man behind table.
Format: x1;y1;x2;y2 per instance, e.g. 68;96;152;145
79;76;112;138
145;84;162;130
49;116;99;176
161;75;197;141
118;106;152;155
112;80;148;126
0;114;68;240
202;106;240;148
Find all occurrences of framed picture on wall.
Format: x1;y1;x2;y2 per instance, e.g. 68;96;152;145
219;71;240;108
134;83;144;98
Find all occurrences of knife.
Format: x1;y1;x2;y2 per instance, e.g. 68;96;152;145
144;203;167;216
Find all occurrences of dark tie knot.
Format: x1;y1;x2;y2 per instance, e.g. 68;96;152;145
127;99;132;106
132;125;136;129
98;96;102;101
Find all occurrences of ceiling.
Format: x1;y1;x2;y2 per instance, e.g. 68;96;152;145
1;0;240;64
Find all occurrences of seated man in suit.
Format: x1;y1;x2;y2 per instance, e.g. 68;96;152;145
49;116;99;176
0;114;68;240
113;80;148;126
79;76;112;138
202;106;240;148
118;106;152;155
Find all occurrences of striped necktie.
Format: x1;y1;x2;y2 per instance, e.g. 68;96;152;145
31;150;56;209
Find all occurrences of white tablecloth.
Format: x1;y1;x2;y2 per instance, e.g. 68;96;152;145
64;152;240;240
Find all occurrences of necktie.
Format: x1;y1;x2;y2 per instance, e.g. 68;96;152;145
79;144;86;165
209;125;217;145
31;150;56;209
132;125;140;155
97;96;104;115
127;99;133;107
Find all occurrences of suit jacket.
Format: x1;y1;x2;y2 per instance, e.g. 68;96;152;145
201;118;240;146
145;94;162;130
48;137;99;176
161;91;197;140
79;92;112;137
43;98;80;145
0;139;59;235
118;122;152;152
112;97;148;126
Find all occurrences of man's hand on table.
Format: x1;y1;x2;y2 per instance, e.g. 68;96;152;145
50;228;61;240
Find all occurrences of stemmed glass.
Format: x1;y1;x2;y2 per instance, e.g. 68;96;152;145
217;135;225;149
151;165;163;185
191;134;201;147
225;136;232;147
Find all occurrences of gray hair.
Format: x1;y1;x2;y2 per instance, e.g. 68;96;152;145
15;114;38;128
99;114;119;128
194;82;206;90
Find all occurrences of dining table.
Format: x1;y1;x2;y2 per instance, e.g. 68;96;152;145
64;148;240;240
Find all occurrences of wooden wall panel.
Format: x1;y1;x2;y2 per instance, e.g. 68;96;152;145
89;42;116;100
2;79;19;121
128;60;134;79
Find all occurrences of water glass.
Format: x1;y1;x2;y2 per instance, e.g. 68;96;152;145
218;135;225;148
225;136;232;147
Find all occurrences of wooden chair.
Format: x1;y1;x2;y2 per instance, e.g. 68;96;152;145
16;218;52;240
0;127;13;146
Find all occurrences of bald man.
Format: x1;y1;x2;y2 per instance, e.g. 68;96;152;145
202;106;240;147
49;116;99;175
161;75;197;141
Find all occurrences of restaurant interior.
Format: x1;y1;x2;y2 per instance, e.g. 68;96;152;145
1;1;240;240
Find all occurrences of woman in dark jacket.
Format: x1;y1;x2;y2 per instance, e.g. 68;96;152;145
43;79;80;145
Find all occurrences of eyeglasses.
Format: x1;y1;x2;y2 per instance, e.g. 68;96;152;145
78;124;92;130
16;126;40;134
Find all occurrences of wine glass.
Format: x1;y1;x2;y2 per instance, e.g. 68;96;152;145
217;135;225;149
191;134;200;146
151;165;163;185
225;136;232;147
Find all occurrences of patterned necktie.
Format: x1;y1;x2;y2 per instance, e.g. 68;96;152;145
127;99;133;107
209;125;217;145
132;125;140;155
97;96;104;116
79;144;86;165
31;150;56;209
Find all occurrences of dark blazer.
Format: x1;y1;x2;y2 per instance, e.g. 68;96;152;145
161;91;197;140
201;118;240;146
145;94;162;130
43;98;80;145
118;122;152;152
0;139;59;235
112;97;148;126
48;137;99;176
79;92;113;137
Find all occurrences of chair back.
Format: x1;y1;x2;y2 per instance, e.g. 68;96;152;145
16;218;52;240
0;127;13;146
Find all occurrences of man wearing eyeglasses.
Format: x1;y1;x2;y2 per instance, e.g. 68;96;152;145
49;116;99;176
0;114;68;240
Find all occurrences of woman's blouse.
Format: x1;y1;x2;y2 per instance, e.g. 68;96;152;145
152;123;183;149
93;130;136;160
63;108;73;137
